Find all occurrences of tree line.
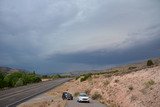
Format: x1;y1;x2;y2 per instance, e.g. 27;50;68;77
0;71;41;89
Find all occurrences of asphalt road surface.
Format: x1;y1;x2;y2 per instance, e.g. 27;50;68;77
66;98;107;107
0;78;71;107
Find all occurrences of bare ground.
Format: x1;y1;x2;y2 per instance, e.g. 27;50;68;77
75;66;160;107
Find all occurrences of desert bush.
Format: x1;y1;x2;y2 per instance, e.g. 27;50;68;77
80;73;92;82
75;76;80;80
92;92;102;100
147;60;154;66
74;92;79;96
145;79;155;88
109;70;119;74
95;72;106;75
80;77;85;82
128;85;133;91
128;66;137;70
104;74;112;78
114;79;119;83
103;80;110;86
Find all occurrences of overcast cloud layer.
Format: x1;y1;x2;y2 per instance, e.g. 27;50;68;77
0;0;160;74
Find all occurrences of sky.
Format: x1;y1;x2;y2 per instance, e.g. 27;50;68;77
0;0;160;74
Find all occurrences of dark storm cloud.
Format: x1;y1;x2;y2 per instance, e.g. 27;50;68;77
0;0;160;73
48;35;160;65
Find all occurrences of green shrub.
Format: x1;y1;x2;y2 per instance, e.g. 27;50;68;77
75;76;80;80
3;73;21;87
147;60;154;66
0;71;5;80
0;72;6;88
145;79;155;88
80;73;92;82
52;74;62;79
1;71;41;88
25;75;41;83
11;77;19;87
0;79;6;88
15;78;24;87
92;92;102;100
3;72;23;87
74;92;79;96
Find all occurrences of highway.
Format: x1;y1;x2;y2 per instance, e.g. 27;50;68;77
0;78;71;107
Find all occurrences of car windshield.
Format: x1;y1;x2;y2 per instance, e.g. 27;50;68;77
79;93;87;96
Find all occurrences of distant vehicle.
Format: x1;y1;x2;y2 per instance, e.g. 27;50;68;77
77;92;90;103
62;92;73;100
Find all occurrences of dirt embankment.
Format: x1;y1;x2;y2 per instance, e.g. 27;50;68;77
19;65;160;107
70;66;160;107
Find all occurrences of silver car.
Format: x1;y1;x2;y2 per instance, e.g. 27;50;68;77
77;92;90;103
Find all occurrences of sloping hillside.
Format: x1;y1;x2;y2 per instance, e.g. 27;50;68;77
0;67;27;74
67;57;160;76
67;66;160;107
18;58;160;107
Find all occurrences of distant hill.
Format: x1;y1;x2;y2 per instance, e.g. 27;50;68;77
66;57;160;76
0;67;27;74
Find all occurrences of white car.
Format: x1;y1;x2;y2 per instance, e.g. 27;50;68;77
77;92;90;103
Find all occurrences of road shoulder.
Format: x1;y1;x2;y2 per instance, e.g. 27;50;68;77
66;98;107;107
